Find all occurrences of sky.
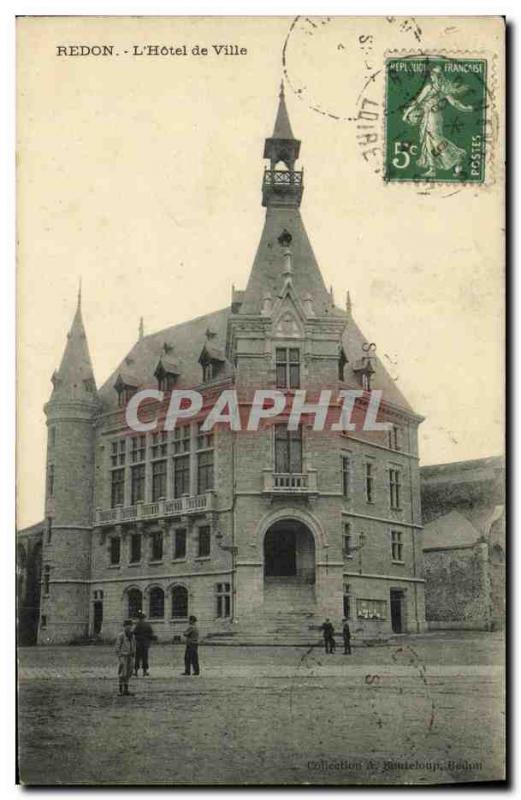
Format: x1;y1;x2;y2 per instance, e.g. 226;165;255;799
17;16;505;528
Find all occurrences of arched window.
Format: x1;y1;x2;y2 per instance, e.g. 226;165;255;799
127;588;143;618
149;587;165;619
171;585;188;619
43;565;50;595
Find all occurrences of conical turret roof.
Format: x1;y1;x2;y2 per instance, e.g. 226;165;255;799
49;291;98;404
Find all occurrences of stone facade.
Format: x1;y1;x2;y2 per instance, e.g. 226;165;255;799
421;457;505;631
19;86;426;644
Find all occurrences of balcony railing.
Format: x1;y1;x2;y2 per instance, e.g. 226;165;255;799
95;493;214;526
263;169;303;186
263;471;318;495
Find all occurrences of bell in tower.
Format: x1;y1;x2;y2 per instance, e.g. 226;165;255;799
262;82;304;208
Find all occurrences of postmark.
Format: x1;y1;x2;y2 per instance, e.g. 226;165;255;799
384;55;488;184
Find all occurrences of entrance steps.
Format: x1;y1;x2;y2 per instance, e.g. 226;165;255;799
205;579;324;646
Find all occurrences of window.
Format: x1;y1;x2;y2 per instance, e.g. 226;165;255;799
343;523;353;559
197;526;211;558
216;582;231;618
48;427;56;449
131;464;146;504
152;460;167;502
173;425;191;454
365;462;374;503
391;530;404;562
343;582;352;619
117;385;137;408
150;531;163;562
171;585;188;618
149;587;165;618
388;425;402;451
110;536;121;565
127;588;142;618
202;361;216;383
357;598;387;620
197;450;214;493
173;528;187;560
46;517;52;544
275;347;300;389
197;422;214;450
389;469;401;509
274;425;302;473
40;615;47;629
111;468;125;508
130;533;142;564
130;435;146;464
338;349;347;381
151;431;168;459
341;454;351;497
43;565;50;595
111;439;126;467
173;454;190;497
47;464;55;497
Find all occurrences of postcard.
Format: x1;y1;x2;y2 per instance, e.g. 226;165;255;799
17;15;505;785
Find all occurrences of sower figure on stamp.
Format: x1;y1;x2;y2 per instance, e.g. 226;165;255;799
402;65;474;178
321;618;335;654
133;611;155;677
182;615;200;676
342;618;352;655
115;619;136;696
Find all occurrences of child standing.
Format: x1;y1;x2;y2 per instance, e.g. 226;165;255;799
115;619;136;696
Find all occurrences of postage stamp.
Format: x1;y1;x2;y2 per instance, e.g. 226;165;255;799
384;56;488;184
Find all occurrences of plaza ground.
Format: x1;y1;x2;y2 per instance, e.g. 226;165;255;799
17;631;505;786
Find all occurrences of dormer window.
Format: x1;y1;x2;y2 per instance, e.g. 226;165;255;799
199;329;226;385
114;373;138;408
154;357;179;392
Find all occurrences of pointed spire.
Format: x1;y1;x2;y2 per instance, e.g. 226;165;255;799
49;290;97;403
346;291;352;314
138;317;144;340
272;80;294;140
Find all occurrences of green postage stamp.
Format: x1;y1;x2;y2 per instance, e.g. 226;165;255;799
384;56;488;184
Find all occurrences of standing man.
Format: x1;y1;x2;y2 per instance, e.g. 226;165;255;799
115;619;136;696
133;611;155;677
182;615;200;676
321;618;335;654
342;618;352;655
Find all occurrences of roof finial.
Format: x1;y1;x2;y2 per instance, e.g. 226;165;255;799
279;79;285;99
346;290;352;314
139;317;144;340
77;277;82;311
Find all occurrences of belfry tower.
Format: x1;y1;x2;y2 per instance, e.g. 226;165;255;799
39;288;99;643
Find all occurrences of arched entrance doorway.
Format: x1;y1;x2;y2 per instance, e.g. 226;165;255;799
263;519;315;584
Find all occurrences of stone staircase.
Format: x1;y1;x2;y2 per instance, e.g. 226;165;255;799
205;578;325;646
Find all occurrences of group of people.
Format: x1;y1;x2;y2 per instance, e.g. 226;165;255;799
321;618;351;655
115;613;351;695
115;612;199;696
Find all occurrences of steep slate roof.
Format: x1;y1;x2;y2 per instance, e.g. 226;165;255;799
98;307;230;410
240;207;338;317
49;300;97;403
340;312;415;414
98;304;414;414
422;509;481;550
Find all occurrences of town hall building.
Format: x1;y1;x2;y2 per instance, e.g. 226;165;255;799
18;86;426;645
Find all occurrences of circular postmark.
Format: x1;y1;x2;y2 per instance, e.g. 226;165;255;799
281;17;498;197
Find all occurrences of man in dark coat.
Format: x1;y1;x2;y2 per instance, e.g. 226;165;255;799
133;611;155;676
342;618;352;655
182;615;200;676
321;618;335;654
